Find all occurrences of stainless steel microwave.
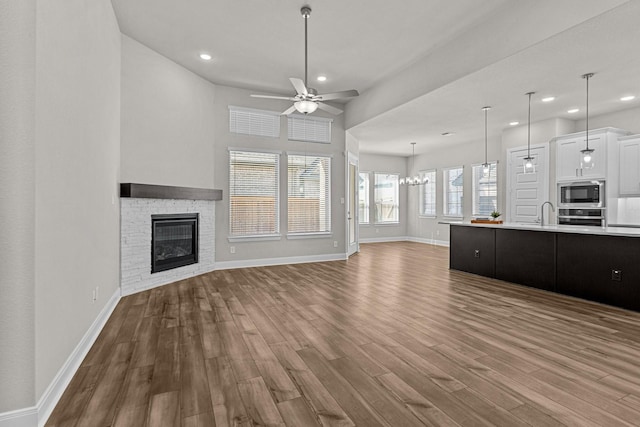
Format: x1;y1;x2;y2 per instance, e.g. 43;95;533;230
558;181;604;208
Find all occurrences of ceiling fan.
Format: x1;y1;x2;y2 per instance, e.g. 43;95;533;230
250;6;359;115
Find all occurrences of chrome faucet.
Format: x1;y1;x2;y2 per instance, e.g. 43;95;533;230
540;201;555;226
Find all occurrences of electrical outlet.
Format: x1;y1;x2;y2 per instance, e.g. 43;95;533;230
612;269;622;281
230;246;236;254
436;230;440;236
333;241;338;248
95;286;99;301
474;249;480;258
92;288;96;303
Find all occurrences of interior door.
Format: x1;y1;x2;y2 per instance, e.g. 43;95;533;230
507;144;549;223
347;154;359;256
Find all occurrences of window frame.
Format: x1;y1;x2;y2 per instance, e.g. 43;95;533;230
471;161;498;217
443;166;464;218
418;169;437;218
358;171;371;225
373;173;400;225
228;148;281;242
286;152;332;236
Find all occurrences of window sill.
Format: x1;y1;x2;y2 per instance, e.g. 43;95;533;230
373;222;400;226
442;216;463;220
287;232;332;240
228;234;282;243
419;215;437;219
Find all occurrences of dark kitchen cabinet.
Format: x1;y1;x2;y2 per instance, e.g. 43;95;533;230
556;233;640;311
450;225;496;277
495;229;556;292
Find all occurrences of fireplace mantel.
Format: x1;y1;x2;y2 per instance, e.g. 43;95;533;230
120;183;222;201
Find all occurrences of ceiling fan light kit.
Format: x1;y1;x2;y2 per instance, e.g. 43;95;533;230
250;6;359;116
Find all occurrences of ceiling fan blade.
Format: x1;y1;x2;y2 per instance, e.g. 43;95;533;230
317;102;343;115
250;94;296;101
315;89;359;101
289;78;308;97
281;105;297;115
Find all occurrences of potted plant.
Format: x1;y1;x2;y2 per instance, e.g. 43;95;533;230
490;210;502;221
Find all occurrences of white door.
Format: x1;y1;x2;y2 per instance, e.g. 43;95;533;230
347;153;359;256
507;144;549;223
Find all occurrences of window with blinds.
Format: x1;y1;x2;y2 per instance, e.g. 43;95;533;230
229;150;280;237
443;166;464;217
374;173;399;223
288;114;332;143
472;162;498;216
287;154;331;233
359;172;370;224
229;106;280;138
419;170;436;217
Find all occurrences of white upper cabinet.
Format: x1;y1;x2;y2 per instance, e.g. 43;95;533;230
554;128;629;183
556;133;606;181
619;135;640;196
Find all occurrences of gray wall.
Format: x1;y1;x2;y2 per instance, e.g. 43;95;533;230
0;0;121;413
34;0;122;399
213;85;347;263
358;153;407;240
0;0;37;412
120;35;216;188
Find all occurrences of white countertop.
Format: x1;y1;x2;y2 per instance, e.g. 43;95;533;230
445;221;640;237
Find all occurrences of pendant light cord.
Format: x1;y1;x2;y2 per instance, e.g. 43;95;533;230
484;108;488;164
527;92;533;157
585;74;590;150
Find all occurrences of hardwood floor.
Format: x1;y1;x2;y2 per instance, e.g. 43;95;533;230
46;242;640;426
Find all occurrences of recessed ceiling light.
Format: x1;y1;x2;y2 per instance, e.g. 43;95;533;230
441;132;454;137
620;95;636;101
542;96;555;102
199;53;212;61
509;121;519;126
317;76;327;82
567;108;580;114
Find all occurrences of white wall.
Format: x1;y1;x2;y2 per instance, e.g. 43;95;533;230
34;0;122;403
575;106;640;135
0;0;37;413
120;35;216;188
213;85;347;264
359;153;407;241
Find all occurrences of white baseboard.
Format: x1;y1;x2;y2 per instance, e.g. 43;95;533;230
34;288;120;427
407;236;450;247
0;408;37;427
359;236;411;243
215;252;348;270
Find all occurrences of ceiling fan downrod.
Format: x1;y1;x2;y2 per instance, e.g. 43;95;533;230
301;6;311;89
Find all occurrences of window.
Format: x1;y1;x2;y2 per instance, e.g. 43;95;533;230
288;114;332;143
419;170;436;217
443;166;464;217
374;173;399;223
359;172;370;224
288;154;331;233
229;150;280;237
472;162;498;216
229;106;280;138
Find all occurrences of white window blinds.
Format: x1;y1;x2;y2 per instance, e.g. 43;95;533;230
229;150;280;236
419;170;436;217
229;106;280;138
288;114;332;143
287;154;331;233
472;162;498;216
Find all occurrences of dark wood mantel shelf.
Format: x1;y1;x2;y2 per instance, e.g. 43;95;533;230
120;183;222;201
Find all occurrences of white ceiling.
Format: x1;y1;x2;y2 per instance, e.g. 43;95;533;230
111;0;640;156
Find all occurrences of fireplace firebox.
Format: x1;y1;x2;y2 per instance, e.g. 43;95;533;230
151;213;199;273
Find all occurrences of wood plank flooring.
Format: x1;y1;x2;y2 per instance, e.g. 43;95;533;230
46;242;640;426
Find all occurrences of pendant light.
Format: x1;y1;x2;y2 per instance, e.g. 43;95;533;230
580;73;595;169
481;106;492;175
400;142;426;186
523;92;536;174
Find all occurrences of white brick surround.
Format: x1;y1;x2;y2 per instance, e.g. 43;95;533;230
120;198;215;295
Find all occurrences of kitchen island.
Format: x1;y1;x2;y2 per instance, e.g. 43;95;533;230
448;222;640;311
